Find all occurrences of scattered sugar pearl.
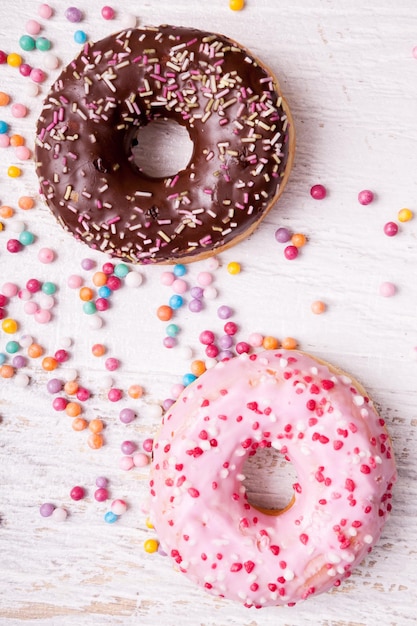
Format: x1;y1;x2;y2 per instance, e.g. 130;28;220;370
88;315;103;330
142;403;163;420
133;452;149;467
38;3;53;18
144;538;159;553
189;298;203;312
172;278;187;294
217;305;233;319
94;487;108;502
51;507;67;522
62;368;78;382
35;309;51;324
104;511;118;524
14;372;30;387
96;476;108;489
203;286;218;300
19;334;33;348
38;247;55;263
43;53;59;70
111;499;127;516
70;486;85;501
311;300;327;314
412;46;417;59
197;271;213;287
2;282;19;297
15;146;31;160
248;332;264;347
143;438;154;453
26;19;42;35
119;408;136;424
358;189;374;205
74;30;87;44
0;135;10;147
124;270;142;287
26;83;40;97
105;357;120;371
120;456;135;471
24;301;38;315
190;286;204;298
384;221;398;237
310;184;327;199
284;245;299;260
236;341;250;354
30;68;46;83
379;281;397;297
227;261;241;275
101;5;115;20
160;271;175;286
108;388;122;402
65;6;83;22
121;440;137;455
179;345;193;360
20;64;32;78
121;13;137;28
229;0;245;9
36;37;51;52
398;208;413;222
275;227;291;243
40;502;55;517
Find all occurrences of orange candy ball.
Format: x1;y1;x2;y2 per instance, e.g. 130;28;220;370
156;305;173;321
18;196;34;210
92;343;106;357
190;360;207;377
79;286;94;301
281;336;298;350
64;380;79;395
262;336;280;350
27;343;44;358
0;91;10;106
311;300;327;314
72;417;88;431
291;233;307;248
0;364;14;378
9;134;25;148
89;418;104;434
92;271;108;287
87;433;104;449
0;205;14;219
128;384;143;399
42;356;58;371
65;401;82;418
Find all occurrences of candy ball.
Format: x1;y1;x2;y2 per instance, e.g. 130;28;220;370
51;507;67;522
383;221;398;237
358;189;374;205
310;184;327;200
101;5;116;20
65;6;83;22
40;502;55;517
70;486;85;501
104;511;118;524
111;499;127;515
379;281;397;297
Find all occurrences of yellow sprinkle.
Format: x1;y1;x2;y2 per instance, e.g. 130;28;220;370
397;208;413;222
144;538;159;553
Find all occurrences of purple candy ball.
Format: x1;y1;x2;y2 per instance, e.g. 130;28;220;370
218;350;234;360
12;355;27;368
95;476;109;488
121;440;137;455
46;378;64;394
119;408;136;424
190;286;204;299
65;6;83;22
81;258;96;270
189;298;203;313
40;502;55;517
217;305;233;319
219;334;233;349
163;398;175;411
275;227;291;243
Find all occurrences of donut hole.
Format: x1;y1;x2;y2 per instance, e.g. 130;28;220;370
130;118;194;179
242;447;298;514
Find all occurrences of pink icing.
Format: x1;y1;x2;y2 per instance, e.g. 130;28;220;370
150;350;396;608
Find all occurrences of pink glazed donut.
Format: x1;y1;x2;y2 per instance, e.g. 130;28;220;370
150;350;396;608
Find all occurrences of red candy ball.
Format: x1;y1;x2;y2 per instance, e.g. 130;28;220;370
70;485;85;501
383;221;399;237
284;245;299;260
310;184;327;200
7;239;23;253
224;321;238;336
94;487;109;502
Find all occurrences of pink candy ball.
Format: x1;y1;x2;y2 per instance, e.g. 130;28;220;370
133;452;149;467
38;3;53;18
142;438;154;453
101;5;115;20
67;274;83;288
248;332;263;347
0;135;10;147
358;189;374;205
26;19;41;35
160;271;175;286
94;487;108;502
35;308;52;324
11;103;27;118
30;68;46;83
197;271;213;287
19;63;32;77
379;281;397;297
108;388;122;402
310;184;327;200
383;221;399;237
172;278;188;294
15;146;31;160
105;357;120;371
119;456;134;471
38;247;55;263
2;282;19;297
24;301;39;315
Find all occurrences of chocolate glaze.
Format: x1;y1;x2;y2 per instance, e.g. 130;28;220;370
35;26;293;264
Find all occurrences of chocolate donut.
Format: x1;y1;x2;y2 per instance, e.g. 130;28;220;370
35;26;294;264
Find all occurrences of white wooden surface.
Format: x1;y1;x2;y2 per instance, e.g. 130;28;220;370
0;1;416;625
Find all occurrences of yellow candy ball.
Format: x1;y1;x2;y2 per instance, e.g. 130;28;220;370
229;0;245;10
2;318;18;334
398;208;413;222
145;517;154;529
7;53;22;68
0;222;3;232
7;165;21;178
144;538;159;553
227;261;241;275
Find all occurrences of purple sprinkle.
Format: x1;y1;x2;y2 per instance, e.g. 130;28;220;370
46;378;64;394
40;502;55;517
217;305;232;319
188;298;203;313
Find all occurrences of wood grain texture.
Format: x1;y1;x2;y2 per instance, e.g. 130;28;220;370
0;1;416;625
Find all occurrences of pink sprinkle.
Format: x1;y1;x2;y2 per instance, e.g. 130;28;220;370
188;487;200;498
